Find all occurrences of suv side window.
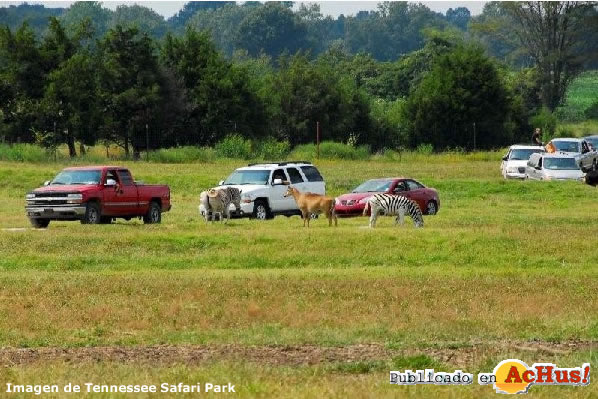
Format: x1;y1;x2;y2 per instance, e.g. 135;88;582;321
286;168;304;184
300;166;323;182
271;169;287;183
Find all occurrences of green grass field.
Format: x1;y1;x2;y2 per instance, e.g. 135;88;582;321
0;154;597;397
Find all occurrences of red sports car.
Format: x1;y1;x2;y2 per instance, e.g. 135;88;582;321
334;178;440;216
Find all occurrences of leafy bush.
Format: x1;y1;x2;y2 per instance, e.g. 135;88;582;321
416;143;433;155
256;137;290;160
214;134;253;159
0;144;51;162
530;107;557;141
290;141;370;160
148;146;216;163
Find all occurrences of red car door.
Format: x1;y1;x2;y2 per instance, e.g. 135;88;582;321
391;180;411;200
102;169;121;216
405;180;426;211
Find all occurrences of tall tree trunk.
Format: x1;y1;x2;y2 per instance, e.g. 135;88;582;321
79;143;86;155
124;135;130;158
67;130;77;158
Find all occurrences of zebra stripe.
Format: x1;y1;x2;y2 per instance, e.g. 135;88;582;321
365;194;424;228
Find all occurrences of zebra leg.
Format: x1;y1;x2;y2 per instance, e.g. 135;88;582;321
369;207;378;228
396;207;405;227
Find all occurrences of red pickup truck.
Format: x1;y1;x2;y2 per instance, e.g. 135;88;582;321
25;166;171;228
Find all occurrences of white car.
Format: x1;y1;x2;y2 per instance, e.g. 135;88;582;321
525;153;584;181
501;145;545;179
200;161;326;220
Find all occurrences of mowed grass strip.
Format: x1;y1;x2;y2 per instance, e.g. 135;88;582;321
0;270;596;348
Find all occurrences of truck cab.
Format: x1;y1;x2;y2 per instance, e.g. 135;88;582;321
25;166;171;228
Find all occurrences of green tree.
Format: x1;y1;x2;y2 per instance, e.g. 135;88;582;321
98;26;162;157
0;23;45;143
501;2;597;111
110;5;168;39
161;28;266;145
235;3;309;58
60;1;112;39
404;45;511;150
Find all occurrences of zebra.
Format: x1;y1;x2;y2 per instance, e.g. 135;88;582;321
203;187;242;223
362;194;424;228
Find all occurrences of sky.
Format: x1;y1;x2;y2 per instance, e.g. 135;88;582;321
0;1;488;18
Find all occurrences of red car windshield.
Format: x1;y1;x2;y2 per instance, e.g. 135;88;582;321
352;179;393;193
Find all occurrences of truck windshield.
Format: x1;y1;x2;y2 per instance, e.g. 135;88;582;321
509;149;543;160
51;170;101;185
543;158;579;170
223;170;270;185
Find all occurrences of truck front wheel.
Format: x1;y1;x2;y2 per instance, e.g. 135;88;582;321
143;201;161;224
81;202;101;224
29;218;50;228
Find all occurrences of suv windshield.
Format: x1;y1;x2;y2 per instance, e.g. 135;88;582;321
510;149;543;160
352;179;393;193
543;158;579;170
553;141;580;153
51;170;101;185
223;170;270;185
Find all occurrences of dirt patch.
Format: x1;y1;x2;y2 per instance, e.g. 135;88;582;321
0;341;594;368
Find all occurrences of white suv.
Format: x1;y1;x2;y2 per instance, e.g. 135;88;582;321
501;144;545;179
200;161;326;220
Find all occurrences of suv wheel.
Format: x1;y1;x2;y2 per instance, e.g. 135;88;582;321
29;218;50;228
143;201;162;224
253;200;271;220
81;202;101;224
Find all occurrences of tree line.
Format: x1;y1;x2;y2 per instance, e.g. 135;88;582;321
1;2;597;157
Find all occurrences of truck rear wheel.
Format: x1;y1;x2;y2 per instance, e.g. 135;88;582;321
29;218;50;228
143;201;161;224
81;202;101;224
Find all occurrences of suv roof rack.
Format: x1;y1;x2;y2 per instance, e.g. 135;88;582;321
247;161;312;166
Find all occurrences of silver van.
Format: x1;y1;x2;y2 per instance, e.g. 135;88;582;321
525;153;584;181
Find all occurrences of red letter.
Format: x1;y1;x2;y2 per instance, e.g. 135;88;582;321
522;370;535;383
505;366;522;383
555;370;569;383
570;370;581;383
535;366;554;383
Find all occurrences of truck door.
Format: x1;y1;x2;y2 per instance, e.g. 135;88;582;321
116;169;140;215
102;169;121;216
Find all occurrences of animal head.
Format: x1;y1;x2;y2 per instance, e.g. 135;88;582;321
283;186;296;197
207;188;219;198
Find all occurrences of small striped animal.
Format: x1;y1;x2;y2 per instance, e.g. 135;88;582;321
204;187;242;223
363;194;424;228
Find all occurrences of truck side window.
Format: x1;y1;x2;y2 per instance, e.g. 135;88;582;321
117;170;134;185
105;170;119;184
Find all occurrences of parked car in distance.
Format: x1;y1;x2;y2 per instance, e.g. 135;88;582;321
334;178;440;216
501;144;545;179
199;161;326;220
579;135;598;185
545;138;590;157
525;153;584;181
582;134;598;150
25;166;171;228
